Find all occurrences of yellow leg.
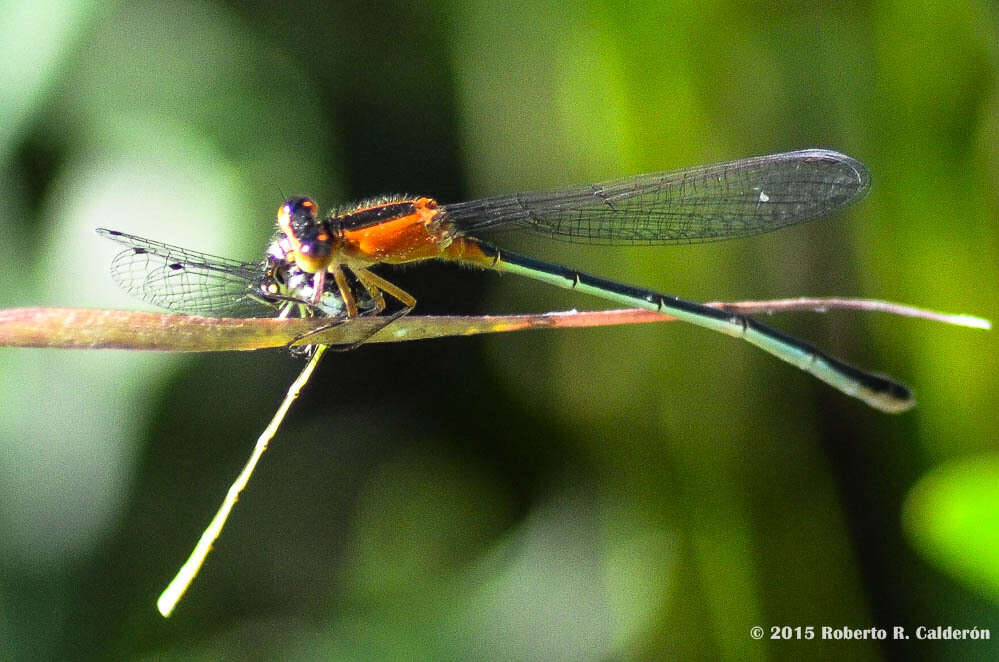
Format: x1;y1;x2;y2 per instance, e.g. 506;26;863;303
330;265;359;318
322;266;415;351
353;267;417;310
288;264;415;350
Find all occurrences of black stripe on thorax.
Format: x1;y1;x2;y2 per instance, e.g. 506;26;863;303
335;201;418;230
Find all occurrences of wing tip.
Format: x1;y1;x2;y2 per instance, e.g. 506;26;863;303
796;148;872;195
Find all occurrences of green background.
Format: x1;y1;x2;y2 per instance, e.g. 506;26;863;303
1;0;997;659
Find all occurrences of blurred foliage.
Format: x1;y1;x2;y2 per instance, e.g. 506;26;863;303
1;0;997;659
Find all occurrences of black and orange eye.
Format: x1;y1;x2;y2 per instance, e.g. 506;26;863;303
278;196;319;237
276;196;333;271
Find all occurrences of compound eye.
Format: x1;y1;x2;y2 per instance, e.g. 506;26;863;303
277;196;318;233
275;196;333;272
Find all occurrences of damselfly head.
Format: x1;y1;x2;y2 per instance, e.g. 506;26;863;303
276;196;334;273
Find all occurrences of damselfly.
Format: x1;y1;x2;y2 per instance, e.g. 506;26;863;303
267;149;911;412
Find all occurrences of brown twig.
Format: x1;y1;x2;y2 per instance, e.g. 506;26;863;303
0;299;988;353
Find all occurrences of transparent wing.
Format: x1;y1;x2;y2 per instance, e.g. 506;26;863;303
95;228;278;317
442;149;870;245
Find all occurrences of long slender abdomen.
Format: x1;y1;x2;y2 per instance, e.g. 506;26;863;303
447;237;913;413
